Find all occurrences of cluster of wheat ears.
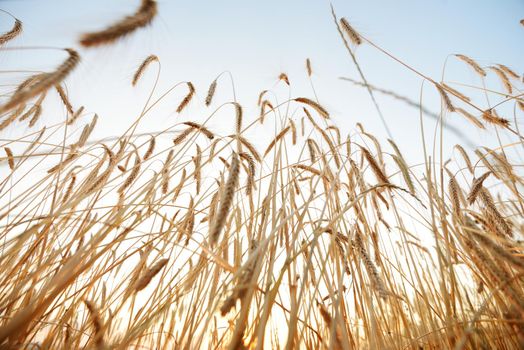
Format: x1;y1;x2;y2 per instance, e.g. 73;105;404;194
0;1;523;349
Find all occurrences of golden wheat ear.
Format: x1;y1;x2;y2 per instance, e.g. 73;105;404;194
340;17;362;45
455;54;486;77
205;79;218;106
176;82;195;113
294;97;330;119
132;54;158;86
306;58;313;76
482;109;510;128
0;48;80;117
0;18;22;46
79;0;157;47
209;152;240;246
134;258;169;292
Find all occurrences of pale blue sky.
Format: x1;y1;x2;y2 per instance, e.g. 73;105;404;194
1;0;523;162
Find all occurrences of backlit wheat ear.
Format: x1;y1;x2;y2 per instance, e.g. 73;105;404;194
474;150;500;180
172;168;186;203
134;258;169;292
317;301;333;325
176;82;195;113
132;54;158;86
360;146;389;184
471;230;524;270
293;164;321;176
0;106;24;132
182;121;214;139
294;98;329;119
209;152;239;246
119;153;141;193
482;109;509;127
173;127;194;145
264;125;291;156
289;120;297;145
55;85;74;115
240;152;256;195
436;83;455;112
279;73;290;85
26;127;45;154
455;54;486;77
181;197;195;245
454;145;473;174
143;136;155;160
161;150;174;194
19;93;46;120
194;145;202;194
84;145;119;194
220;157;231;167
353;226;389;299
0;48;80;116
25;110;43;130
47;151;78;174
447;171;461;217
220;262;255;316
441;83;470;102
467;171;491;205
205;79;217;106
496;64;519;80
326;125;341;145
0;18;22;46
20;104;42;128
234;102;243;134
489;66;513;94
75;116;97;149
259;100;274;124
62;173;76;204
257;90;267;106
391;155;415;195
80;0;157;47
67;106;84;125
83;300;105;349
307;139;318;163
4;147;15;170
235;136;261;162
314;123;341;168
455;108;485;129
340;17;362;45
14;74;49;99
478;188;512;237
306;58;312;76
317;302;344;349
209;139;219;161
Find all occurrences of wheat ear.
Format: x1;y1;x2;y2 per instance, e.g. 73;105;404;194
80;0;157;47
0;49;79;116
209;152;239;246
0;18;22;46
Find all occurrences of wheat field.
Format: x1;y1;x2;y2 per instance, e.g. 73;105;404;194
0;1;523;349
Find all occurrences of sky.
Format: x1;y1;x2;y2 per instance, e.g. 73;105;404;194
1;0;523;164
